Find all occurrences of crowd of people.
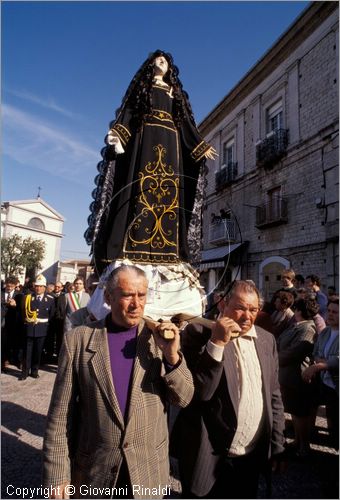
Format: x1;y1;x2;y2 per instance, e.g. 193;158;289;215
3;49;337;498
2;267;338;499
1;274;97;379
210;269;339;460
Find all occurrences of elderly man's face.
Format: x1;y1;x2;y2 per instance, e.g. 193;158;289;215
222;290;259;335
106;271;148;329
54;283;63;293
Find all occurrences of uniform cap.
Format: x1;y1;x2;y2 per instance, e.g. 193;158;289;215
35;274;47;286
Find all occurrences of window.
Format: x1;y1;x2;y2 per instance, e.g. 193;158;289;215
222;138;234;167
255;185;288;227
266;101;283;135
28;217;45;230
267;186;282;216
257;99;288;168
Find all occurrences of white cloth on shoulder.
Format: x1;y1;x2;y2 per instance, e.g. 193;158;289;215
89;259;206;321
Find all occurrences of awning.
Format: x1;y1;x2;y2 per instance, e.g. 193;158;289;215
199;243;243;271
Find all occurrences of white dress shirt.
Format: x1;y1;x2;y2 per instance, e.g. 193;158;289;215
206;325;264;456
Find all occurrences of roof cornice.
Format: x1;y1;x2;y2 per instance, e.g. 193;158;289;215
2;198;65;221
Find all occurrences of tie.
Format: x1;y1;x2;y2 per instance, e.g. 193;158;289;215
77;293;81;301
37;295;41;302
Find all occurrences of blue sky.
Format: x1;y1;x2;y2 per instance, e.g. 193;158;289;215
2;0;308;260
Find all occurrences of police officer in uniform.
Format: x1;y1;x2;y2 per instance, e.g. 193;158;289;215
20;274;55;380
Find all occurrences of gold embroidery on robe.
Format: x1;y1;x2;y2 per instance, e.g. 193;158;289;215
190;140;211;162
111;124;131;146
123;144;179;257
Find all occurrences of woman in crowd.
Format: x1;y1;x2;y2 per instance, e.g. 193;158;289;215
296;288;326;334
302;296;339;450
271;290;295;338
277;297;319;456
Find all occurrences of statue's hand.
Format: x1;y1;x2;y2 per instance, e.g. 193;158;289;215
205;146;218;160
107;131;125;154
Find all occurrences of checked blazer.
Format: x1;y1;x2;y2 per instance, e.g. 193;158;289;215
43;318;194;499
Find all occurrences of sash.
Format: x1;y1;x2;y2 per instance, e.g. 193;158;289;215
68;292;81;312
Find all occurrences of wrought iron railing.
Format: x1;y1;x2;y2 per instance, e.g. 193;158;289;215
256;198;288;228
215;162;238;190
209;218;237;244
256;129;289;168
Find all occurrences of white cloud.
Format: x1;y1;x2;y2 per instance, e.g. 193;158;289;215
6;88;81;119
2;104;100;185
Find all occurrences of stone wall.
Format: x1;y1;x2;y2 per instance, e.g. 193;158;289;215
200;5;339;292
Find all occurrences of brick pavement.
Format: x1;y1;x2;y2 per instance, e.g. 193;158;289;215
2;363;339;499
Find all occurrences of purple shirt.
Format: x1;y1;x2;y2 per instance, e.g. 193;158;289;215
106;320;137;420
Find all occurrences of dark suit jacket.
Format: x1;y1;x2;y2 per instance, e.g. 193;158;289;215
172;324;285;496
53;292;66;320
23;293;55;338
277;320;316;387
1;290;23;329
1;291;24;349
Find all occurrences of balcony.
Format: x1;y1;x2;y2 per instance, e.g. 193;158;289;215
209;218;237;245
256;129;289;168
256;198;288;228
215;162;238;190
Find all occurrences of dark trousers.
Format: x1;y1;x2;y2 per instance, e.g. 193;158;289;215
1;327;10;367
2;326;22;368
24;336;46;375
55;319;65;357
182;451;261;499
320;382;339;450
111;459;133;499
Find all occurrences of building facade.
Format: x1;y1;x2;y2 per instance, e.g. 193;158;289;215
199;2;339;300
57;259;92;285
1;197;65;283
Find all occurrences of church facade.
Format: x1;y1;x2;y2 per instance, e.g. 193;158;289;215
1;197;65;283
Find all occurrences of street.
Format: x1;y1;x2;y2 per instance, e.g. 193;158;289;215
2;363;339;499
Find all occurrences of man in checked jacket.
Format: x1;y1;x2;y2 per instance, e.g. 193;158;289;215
43;265;194;499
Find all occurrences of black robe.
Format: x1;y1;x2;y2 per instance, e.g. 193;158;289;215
86;84;210;275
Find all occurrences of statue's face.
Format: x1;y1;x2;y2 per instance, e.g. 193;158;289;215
154;56;169;76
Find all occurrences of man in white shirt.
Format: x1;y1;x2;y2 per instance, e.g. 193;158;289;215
173;280;285;499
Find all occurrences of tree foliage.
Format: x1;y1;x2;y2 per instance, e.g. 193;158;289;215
1;235;46;278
